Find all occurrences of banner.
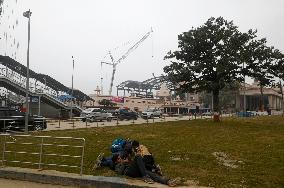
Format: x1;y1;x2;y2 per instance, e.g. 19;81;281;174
112;96;124;103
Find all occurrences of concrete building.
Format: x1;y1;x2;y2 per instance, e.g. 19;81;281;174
84;80;284;114
237;81;283;111
83;84;203;114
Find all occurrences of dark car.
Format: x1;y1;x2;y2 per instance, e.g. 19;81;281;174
114;109;138;120
236;111;254;117
0;107;47;132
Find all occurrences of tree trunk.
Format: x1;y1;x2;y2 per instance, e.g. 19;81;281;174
281;85;284;117
212;89;220;121
259;85;264;111
277;82;284;116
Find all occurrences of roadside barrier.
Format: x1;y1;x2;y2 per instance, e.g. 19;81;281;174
0;134;85;175
43;115;217;131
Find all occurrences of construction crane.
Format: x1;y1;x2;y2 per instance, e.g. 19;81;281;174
101;28;153;95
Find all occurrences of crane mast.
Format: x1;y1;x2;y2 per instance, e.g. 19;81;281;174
101;28;153;95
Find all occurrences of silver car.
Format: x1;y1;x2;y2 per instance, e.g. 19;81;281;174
142;108;162;119
80;108;112;122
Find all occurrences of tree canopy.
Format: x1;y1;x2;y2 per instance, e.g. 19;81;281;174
0;0;3;15
244;38;284;110
164;17;256;112
98;99;116;107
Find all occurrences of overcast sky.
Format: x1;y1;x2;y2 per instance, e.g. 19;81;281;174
1;0;284;95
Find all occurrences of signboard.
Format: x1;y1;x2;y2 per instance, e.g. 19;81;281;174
112;96;124;103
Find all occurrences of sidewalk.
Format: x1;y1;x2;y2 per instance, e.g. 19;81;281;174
0;167;206;188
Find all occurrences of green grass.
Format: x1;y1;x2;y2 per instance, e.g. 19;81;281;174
1;116;284;187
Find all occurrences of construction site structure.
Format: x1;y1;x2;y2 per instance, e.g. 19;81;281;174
101;28;153;95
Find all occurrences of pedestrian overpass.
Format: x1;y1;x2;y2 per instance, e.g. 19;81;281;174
0;55;93;118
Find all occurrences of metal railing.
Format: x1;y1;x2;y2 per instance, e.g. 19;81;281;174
0;134;85;175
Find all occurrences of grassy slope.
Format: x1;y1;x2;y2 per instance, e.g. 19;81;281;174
2;116;284;187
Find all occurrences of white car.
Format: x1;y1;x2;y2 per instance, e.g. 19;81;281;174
256;111;268;116
142;108;162;119
80;108;112;122
202;112;213;116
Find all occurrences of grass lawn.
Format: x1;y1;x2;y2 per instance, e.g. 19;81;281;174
1;116;284;187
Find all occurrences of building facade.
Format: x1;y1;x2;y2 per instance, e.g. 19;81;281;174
237;81;283;111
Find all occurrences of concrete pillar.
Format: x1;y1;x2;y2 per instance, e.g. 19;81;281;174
268;95;272;109
235;94;240;110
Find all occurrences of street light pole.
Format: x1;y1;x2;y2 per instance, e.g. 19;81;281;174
70;56;75;119
23;9;32;134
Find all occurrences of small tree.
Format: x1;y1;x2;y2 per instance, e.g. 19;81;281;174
271;57;284;113
245;39;284;111
244;39;278;111
98;99;116;107
0;0;4;15
164;17;255;119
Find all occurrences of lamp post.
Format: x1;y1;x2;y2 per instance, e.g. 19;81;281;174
23;9;32;134
70;56;75;120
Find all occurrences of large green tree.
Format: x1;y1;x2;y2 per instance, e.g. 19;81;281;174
164;17;255;115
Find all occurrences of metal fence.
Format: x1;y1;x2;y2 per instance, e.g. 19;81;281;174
44;114;209;130
0;134;85;175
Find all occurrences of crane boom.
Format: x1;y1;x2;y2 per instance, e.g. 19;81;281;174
102;28;153;95
116;28;153;64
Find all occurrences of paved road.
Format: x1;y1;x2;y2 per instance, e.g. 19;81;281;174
0;178;76;188
45;115;208;131
39;113;276;132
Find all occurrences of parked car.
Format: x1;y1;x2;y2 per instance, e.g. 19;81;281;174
256;111;268;116
80;108;112;122
115;109;138;120
0;107;47;131
142;108;162;119
237;111;254;117
202;112;213;116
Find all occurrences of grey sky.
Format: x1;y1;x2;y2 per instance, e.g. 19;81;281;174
1;0;284;95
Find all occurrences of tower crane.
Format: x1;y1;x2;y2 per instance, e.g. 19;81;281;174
101;28;153;95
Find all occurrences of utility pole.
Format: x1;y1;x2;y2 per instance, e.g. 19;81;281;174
70;56;75;119
23;9;32;134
